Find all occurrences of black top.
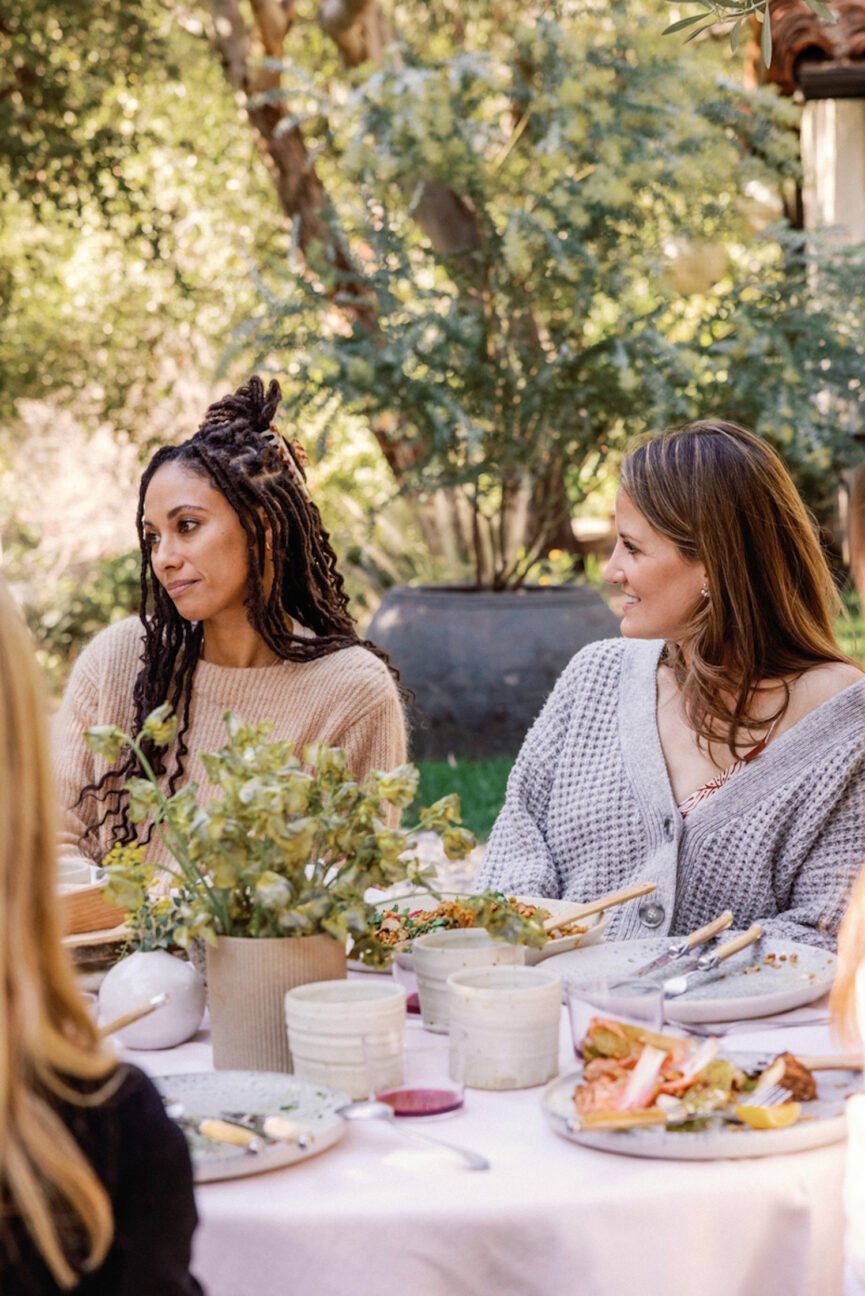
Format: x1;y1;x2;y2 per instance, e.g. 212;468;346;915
1;1064;204;1295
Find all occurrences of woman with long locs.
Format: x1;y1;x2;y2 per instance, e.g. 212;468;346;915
53;375;406;874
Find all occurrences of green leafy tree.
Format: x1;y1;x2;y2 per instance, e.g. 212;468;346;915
232;4;865;585
0;0;286;424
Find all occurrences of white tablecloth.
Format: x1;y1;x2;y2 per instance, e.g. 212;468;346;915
129;999;848;1296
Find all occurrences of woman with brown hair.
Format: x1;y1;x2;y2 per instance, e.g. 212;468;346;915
53;375;405;873
0;578;202;1293
478;419;865;949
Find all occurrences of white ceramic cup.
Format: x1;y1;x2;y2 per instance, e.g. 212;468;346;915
285;980;406;1100
446;965;562;1089
412;928;526;1034
57;858;97;887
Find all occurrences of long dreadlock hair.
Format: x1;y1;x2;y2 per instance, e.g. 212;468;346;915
81;375;398;847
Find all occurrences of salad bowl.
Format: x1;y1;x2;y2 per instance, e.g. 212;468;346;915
367;892;610;974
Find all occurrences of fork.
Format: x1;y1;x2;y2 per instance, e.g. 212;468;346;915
746;1083;790;1108
685;1014;829;1038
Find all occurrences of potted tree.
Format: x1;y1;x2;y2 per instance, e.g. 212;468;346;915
87;705;538;1071
235;9;865;757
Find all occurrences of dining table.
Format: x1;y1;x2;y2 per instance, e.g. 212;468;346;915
125;985;851;1296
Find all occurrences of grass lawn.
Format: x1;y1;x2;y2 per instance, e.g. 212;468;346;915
413;594;865;842
412;755;514;842
836;590;864;664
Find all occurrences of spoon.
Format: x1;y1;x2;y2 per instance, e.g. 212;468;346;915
338;1100;490;1170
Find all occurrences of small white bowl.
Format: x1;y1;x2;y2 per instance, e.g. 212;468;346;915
285;980;406;1100
412;929;525;1034
447;965;562;1090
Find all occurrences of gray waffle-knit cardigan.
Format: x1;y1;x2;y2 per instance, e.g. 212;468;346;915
477;637;865;950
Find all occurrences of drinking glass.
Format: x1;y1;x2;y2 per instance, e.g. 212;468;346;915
565;977;665;1060
364;1028;465;1118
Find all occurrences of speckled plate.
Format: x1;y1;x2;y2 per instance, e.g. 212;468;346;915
155;1072;348;1182
543;1050;856;1160
542;935;836;1023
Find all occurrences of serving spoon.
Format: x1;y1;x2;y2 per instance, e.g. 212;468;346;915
338;1100;490;1170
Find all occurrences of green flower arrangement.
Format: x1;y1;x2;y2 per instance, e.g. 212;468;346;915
86;705;545;966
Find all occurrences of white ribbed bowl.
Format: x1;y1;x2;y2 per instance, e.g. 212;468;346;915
447;965;562;1090
412;929;526;1034
284;980;406;1100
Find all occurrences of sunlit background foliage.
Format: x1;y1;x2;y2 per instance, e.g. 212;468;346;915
2;0;863;710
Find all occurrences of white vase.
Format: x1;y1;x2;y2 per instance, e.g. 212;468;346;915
98;950;206;1050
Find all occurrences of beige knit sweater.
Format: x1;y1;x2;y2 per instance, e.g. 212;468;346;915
53;617;407;871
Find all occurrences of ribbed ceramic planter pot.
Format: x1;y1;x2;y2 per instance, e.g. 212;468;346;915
206;934;347;1072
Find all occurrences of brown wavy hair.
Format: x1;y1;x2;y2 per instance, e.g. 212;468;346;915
82;374;399;846
0;579;117;1286
620;419;852;758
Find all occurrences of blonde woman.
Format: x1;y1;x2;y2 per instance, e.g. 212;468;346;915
832;883;865;1296
0;581;202;1294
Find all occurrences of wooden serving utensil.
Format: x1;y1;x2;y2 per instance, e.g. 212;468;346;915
99;991;170;1038
542;881;656;933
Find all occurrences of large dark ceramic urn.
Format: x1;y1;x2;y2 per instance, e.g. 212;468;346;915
367;584;620;760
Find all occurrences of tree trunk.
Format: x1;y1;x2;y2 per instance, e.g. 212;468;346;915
207;0;374;327
204;0;558;587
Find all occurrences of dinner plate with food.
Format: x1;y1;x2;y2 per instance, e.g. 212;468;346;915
543;934;837;1023
364;892;610;971
543;1016;860;1159
156;1072;348;1182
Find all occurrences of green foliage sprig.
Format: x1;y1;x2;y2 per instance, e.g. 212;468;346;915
664;0;835;65
86;705;539;967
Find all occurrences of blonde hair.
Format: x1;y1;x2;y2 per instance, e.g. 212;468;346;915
0;579;116;1287
620;420;851;757
831;864;865;1045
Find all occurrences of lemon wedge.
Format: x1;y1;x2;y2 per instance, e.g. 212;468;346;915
734;1101;801;1130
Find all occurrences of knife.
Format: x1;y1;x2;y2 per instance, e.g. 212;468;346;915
662;924;763;1000
627;911;734;980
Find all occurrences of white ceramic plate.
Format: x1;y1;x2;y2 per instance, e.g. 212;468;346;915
543;935;836;1023
357;893;609;974
543;1050;857;1160
155;1071;348;1182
